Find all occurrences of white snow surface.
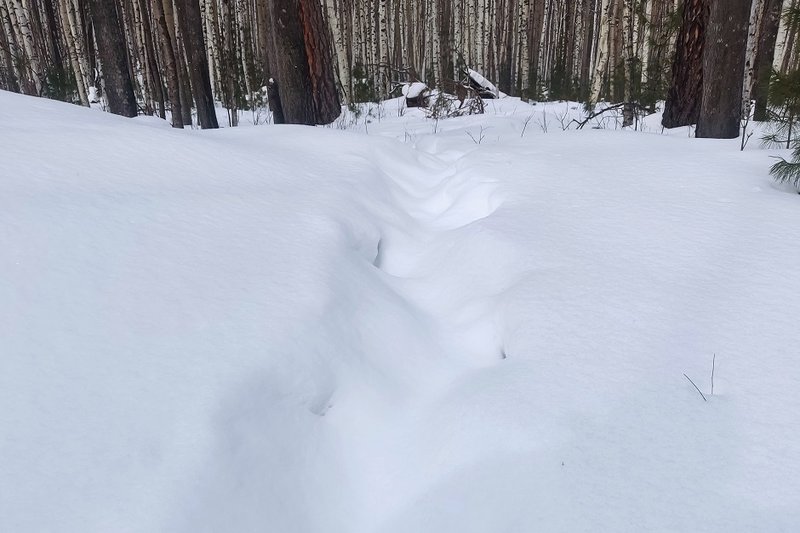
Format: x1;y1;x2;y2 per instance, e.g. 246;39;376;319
467;68;500;98
401;82;428;99
2;91;800;532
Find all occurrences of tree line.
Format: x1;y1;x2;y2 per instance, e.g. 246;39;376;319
0;0;797;136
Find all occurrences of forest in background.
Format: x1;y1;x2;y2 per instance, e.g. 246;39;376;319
0;0;798;128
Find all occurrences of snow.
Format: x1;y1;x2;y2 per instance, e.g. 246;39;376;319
467;68;500;98
401;81;428;98
2;90;800;532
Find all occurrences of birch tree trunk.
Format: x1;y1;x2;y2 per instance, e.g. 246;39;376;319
577;0;595;99
325;0;350;99
743;0;765;119
219;0;238;125
0;1;21;92
7;0;43;94
622;0;636;124
776;0;797;73
61;0;90;104
590;0;612;102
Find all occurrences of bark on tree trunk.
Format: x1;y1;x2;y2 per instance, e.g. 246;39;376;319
753;0;784;120
153;0;183;127
622;0;636;126
697;0;752;138
742;0;765;119
57;0;89;104
163;0;194;125
266;0;340;125
437;0;454;83
0;2;19;92
778;0;798;73
7;0;43;94
86;0;138;117
221;0;239;126
662;0;708;128
0;0;751;123
138;0;166;118
41;0;67;100
590;0;612;102
174;0;219;128
267;77;285;123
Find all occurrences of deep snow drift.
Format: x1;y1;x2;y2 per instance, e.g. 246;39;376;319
2;90;799;532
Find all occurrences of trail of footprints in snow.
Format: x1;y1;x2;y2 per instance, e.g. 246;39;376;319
370;145;508;362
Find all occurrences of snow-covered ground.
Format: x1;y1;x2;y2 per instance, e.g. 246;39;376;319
2;90;799;532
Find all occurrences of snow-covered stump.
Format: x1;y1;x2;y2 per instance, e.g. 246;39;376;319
466;68;499;99
402;81;429;107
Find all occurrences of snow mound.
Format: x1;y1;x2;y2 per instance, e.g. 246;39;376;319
402;82;428;98
467;68;500;98
2;90;800;533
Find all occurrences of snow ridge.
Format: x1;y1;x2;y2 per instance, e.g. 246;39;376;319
3;90;800;533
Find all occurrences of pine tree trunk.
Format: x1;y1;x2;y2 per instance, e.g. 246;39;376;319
137;0;165;117
697;0;751;138
255;0;271;81
86;0;137;117
266;0;340;125
662;0;708;128
176;44;195;125
152;0;183;127
163;0;194;125
643;0;671;103
41;0;67;100
174;0;219;128
437;0;454;83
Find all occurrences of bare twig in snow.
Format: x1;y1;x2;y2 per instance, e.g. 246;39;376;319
521;113;534;138
466;125;486;144
572;102;655;130
684;373;708;402
711;353;716;396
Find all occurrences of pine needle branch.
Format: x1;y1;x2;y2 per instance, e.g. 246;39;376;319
767;137;800;189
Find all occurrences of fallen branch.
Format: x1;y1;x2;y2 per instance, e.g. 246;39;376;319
571;102;655;130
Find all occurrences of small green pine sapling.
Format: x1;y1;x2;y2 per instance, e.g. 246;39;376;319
770;141;800;191
762;68;800;149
